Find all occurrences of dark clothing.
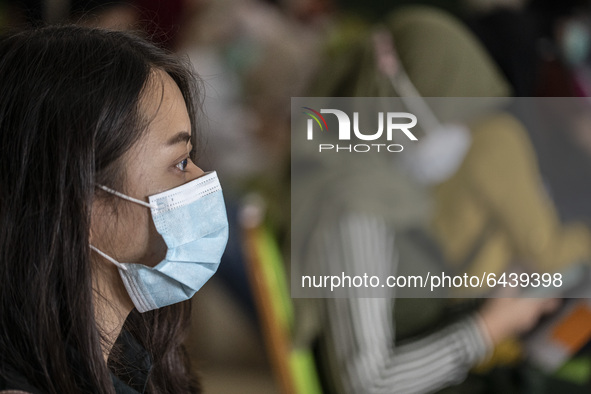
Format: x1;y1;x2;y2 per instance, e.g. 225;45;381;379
0;329;152;393
108;329;153;394
0;366;44;394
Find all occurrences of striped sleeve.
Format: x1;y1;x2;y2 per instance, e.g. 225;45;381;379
318;213;491;394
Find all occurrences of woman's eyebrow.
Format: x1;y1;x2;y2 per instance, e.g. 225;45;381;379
166;131;191;146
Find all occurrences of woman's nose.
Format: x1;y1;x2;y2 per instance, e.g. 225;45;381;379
188;162;205;181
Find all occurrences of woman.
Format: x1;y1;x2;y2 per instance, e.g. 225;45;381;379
293;6;559;393
0;25;228;393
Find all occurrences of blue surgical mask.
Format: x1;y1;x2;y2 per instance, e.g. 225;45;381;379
401;124;471;185
90;171;229;313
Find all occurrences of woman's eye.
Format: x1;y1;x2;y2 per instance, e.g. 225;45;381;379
175;158;189;172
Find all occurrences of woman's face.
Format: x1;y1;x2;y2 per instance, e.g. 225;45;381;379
91;69;204;268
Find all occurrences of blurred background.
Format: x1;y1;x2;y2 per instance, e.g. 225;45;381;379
3;0;591;393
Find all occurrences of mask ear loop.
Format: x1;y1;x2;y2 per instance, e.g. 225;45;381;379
97;184;157;209
372;27;442;134
89;244;129;271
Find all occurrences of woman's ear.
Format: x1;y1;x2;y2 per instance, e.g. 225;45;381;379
89;193;111;247
89;197;100;245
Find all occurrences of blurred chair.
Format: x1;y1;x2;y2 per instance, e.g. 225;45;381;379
239;196;322;394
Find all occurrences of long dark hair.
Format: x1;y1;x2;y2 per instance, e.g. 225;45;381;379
0;25;202;393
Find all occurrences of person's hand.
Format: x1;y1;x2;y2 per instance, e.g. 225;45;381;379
477;297;560;345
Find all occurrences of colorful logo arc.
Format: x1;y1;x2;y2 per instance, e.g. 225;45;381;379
302;107;329;132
